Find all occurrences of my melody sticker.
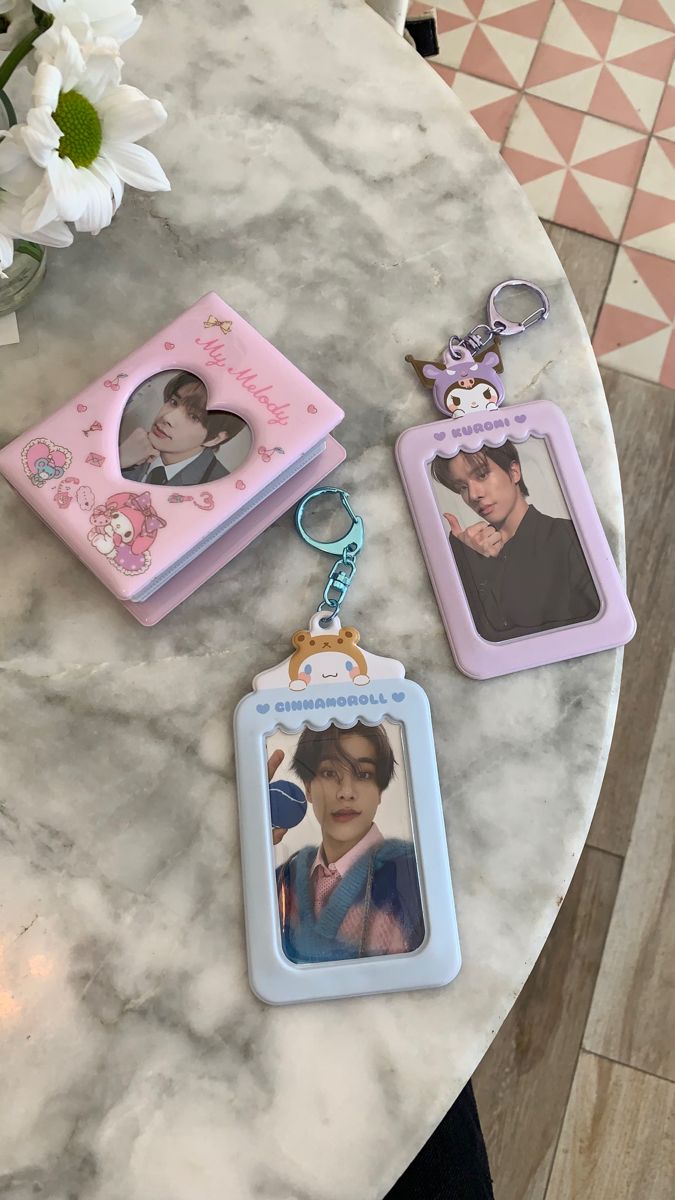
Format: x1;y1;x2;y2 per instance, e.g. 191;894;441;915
87;489;167;576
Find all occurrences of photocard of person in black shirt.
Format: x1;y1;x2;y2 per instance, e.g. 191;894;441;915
118;370;251;487
430;438;600;642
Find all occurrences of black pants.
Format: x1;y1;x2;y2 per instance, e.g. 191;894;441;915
385;1083;494;1200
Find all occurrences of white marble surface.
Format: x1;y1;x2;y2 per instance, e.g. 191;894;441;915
0;2;624;1197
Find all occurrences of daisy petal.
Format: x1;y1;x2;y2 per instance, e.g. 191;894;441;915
89;157;124;211
46;154;90;222
21;175;60;233
23;107;62;168
0;131;28;175
0;129;46;197
0;192;23;232
97;83;145;110
0;232;15;275
31;217;74;249
43;1;142;44
73;169;113;233
77;43;122;104
36;10;91;53
47;25;86;92
101;142;170;192
98;12;141;41
0;152;42;199
68;0;112;15
100;90;167;143
80;0;142;43
32;62;63;112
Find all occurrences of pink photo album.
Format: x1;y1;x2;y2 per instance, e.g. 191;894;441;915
0;293;345;624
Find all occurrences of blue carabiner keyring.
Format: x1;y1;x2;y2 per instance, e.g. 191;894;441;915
294;487;364;624
295;487;364;557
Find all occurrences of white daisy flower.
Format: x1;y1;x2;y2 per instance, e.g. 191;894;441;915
14;25;169;236
33;0;142;45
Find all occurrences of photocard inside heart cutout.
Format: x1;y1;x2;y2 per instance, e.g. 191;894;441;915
117;369;253;487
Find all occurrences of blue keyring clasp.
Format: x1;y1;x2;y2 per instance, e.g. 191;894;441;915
294;487;364;557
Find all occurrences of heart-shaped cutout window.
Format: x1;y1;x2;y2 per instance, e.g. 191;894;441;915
118;370;252;487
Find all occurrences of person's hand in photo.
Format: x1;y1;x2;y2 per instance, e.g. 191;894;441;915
119;426;156;469
268;748;287;845
444;512;504;558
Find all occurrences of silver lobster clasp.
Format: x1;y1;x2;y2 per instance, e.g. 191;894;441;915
451;279;550;357
487;279;550;337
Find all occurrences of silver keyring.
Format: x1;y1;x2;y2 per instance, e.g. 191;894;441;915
487;279;550;337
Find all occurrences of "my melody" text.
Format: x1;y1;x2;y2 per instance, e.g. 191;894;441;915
195;336;290;425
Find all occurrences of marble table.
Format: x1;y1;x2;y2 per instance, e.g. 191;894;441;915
0;2;624;1197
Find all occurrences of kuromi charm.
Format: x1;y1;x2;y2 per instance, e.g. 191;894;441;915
234;487;461;1006
405;342;504;419
397;280;635;679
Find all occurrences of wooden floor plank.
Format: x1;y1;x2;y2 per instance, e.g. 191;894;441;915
478;226;673;1199
541;223;616;334
584;654;675;1080
587;367;675;856
545;1052;675;1200
474;847;621;1200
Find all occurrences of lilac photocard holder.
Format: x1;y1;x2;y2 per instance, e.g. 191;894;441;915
396;401;636;680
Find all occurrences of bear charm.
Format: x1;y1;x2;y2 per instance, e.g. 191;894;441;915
252;611;405;693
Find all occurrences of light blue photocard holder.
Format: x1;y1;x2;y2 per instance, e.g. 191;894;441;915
235;673;461;1006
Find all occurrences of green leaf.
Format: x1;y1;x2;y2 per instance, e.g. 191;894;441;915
0;88;17;127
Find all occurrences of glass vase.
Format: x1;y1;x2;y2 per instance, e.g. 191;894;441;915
0;242;47;317
0;87;48;316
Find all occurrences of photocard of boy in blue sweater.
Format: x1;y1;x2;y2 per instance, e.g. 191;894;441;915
271;721;425;965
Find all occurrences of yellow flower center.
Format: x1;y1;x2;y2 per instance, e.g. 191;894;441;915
54;91;102;168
